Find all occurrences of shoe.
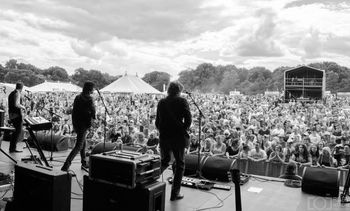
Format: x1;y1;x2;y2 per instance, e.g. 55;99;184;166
170;193;184;201
9;150;22;153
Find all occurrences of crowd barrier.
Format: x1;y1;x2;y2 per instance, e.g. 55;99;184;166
233;158;349;187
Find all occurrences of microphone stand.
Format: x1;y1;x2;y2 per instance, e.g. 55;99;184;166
186;92;205;178
96;88;110;152
45;107;62;162
34;97;62;162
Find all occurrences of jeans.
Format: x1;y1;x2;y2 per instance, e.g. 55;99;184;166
62;127;88;171
160;145;185;196
9;117;23;151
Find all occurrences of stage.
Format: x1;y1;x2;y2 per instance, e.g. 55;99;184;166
0;141;350;211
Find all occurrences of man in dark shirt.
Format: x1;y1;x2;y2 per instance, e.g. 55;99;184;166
8;83;25;153
61;82;96;171
156;81;192;201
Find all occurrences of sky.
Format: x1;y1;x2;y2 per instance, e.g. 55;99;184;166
0;0;350;79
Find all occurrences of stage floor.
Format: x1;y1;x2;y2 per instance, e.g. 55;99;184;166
0;141;350;211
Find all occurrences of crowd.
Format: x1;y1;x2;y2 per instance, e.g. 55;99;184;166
2;91;350;169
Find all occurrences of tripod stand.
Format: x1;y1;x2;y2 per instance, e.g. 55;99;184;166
341;168;350;203
186;92;205;178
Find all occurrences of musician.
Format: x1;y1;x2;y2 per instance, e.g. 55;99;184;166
8;82;25;153
156;81;192;201
61;81;96;171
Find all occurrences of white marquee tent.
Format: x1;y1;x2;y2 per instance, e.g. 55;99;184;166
101;74;162;94
29;81;81;92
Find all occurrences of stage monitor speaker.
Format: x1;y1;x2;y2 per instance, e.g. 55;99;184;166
184;154;206;176
27;132;68;151
13;163;72;211
302;166;340;197
0;109;4;127
201;156;236;182
90;142;117;155
83;176;165;211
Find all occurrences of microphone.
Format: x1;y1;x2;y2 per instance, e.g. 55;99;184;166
183;90;192;95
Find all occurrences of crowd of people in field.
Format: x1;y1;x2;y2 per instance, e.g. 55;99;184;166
2;91;350;169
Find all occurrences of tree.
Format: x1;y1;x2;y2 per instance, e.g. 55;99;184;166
43;66;69;82
4;70;45;86
142;71;170;92
5;59;18;69
71;68;115;89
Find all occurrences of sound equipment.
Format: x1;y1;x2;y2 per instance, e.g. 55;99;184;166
27;132;69;151
201;156;236;182
302;167;340;197
24;116;52;167
0;109;4;127
89;150;161;188
13;163;72;211
24;116;52;131
90;142;117;154
122;144;143;152
83;176;165;211
167;176;231;191
184;154;206;176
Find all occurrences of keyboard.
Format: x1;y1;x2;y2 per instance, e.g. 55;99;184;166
24;116;52;131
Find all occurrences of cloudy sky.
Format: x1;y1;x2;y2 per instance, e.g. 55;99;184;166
0;0;350;78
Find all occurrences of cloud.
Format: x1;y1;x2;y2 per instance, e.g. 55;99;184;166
0;0;233;43
236;9;284;57
301;29;323;59
285;0;350;10
70;40;104;60
324;35;350;56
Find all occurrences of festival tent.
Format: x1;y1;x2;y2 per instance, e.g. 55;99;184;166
0;82;30;93
29;81;82;92
101;74;162;94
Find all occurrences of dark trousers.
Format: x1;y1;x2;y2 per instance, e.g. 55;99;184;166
62;127;88;171
9;117;23;151
160;145;185;197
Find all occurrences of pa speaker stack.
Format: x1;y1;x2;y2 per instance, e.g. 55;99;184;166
302;166;340;197
10;163;72;211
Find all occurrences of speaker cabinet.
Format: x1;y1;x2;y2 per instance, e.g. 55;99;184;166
201;156;236;182
13;163;72;211
302;167;340;197
184;154;206;176
83;176;165;211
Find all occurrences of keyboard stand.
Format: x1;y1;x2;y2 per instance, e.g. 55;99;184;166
25;126;51;167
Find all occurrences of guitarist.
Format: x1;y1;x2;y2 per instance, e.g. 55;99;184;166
156;81;192;201
8;82;25;153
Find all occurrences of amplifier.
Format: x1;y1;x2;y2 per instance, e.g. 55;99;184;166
13;163;72;211
89;150;161;189
83;176;165;211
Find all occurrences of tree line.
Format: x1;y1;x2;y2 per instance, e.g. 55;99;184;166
178;62;350;95
1;59;349;94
